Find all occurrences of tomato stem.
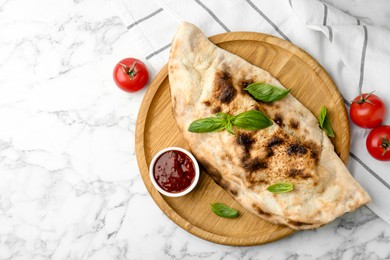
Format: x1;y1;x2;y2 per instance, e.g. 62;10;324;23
380;136;390;156
119;62;138;80
351;91;375;105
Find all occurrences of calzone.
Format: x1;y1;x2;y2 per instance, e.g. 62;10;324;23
168;22;370;230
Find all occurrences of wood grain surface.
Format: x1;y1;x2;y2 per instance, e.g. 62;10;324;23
135;32;350;246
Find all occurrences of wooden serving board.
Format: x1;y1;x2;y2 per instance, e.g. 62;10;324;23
135;32;350;246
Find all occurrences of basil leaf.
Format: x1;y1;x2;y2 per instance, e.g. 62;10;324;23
210;203;239;218
232;110;273;130
188;116;227;133
319;106;326;128
245;82;290;102
267;182;294;194
318;106;335;138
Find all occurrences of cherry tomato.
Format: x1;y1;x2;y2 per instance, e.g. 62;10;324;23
350;93;386;128
113;58;149;92
366;125;390;161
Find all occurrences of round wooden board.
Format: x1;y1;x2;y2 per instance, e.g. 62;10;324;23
135;32;350;246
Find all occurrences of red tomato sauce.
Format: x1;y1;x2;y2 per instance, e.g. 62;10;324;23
153;150;195;193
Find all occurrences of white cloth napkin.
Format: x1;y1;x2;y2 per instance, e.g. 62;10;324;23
112;0;390;224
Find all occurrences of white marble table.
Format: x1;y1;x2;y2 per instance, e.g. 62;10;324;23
0;0;389;259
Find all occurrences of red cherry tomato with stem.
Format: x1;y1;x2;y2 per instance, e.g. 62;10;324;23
350;92;386;128
113;58;149;92
366;125;390;161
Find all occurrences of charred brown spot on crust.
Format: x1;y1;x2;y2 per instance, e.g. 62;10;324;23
288;169;303;178
246;173;269;186
288;169;312;179
229;188;238;196
267;136;284;148
239;79;254;94
265;136;284;158
214;71;237;104
203;100;211;107
252;203;271;216
310;150;319;163
264;101;276;107
212;106;221;114
288;220;312;227
239;79;254;89
253;104;260;111
242;157;268;172
237;133;254;153
274;113;283;126
266;147;274;157
254;102;270;116
202;99;220;114
303;141;321;164
241;153;250;161
289;119;300;129
287;143;308;156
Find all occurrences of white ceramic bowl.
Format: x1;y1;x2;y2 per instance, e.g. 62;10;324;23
149;147;200;197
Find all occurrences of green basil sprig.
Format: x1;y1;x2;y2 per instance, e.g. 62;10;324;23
210;203;239;218
188;110;272;134
318;106;335;138
245;82;290;102
267;182;294;194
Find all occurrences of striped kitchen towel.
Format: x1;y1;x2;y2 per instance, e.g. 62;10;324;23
112;0;390;224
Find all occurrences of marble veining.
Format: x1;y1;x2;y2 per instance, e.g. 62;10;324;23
0;0;390;259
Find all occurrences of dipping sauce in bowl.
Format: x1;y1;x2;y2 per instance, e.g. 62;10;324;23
149;147;199;197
